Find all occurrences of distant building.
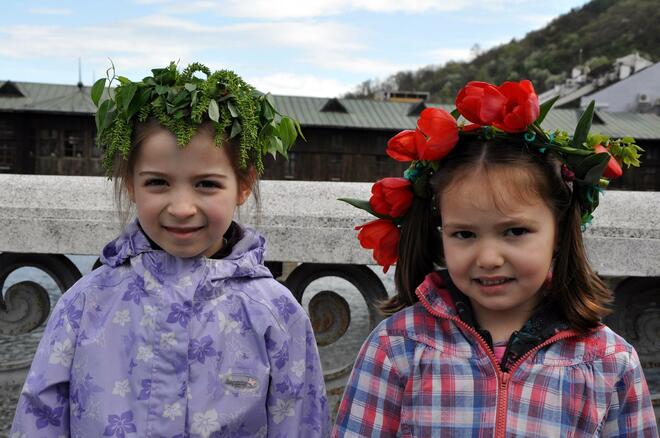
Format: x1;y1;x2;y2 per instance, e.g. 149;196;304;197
539;53;660;113
1;80;660;190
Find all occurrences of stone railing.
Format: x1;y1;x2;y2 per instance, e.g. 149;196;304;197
1;174;659;397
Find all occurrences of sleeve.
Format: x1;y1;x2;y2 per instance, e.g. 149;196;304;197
9;287;85;437
331;325;405;438
266;311;331;438
601;348;658;437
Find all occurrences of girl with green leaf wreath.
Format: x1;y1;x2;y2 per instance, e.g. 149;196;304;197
333;80;656;436
11;62;330;437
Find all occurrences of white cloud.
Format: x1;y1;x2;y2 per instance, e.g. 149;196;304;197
158;0;469;18
248;72;353;97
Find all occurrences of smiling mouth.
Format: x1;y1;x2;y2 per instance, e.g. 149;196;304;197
475;278;513;286
163;226;204;235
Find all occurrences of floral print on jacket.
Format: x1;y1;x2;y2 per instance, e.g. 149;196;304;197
11;220;330;437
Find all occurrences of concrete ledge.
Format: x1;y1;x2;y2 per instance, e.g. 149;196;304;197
0;174;659;276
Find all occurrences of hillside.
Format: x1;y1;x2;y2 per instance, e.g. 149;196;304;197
346;0;660;102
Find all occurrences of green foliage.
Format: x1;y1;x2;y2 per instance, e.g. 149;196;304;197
94;61;301;175
346;0;659;101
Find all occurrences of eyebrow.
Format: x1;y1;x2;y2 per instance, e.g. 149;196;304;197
138;171;228;179
443;217;540;229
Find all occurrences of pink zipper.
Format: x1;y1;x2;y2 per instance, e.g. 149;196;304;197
416;294;579;436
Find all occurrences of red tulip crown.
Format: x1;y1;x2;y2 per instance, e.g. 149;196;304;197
340;79;643;272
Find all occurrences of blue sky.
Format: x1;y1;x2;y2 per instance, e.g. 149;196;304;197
1;0;589;97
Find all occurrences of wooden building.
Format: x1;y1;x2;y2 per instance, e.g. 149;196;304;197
1;80;660;190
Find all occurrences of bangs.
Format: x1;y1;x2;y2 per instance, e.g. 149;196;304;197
443;164;550;216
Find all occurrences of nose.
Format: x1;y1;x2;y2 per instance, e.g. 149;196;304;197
476;240;504;270
166;190;197;219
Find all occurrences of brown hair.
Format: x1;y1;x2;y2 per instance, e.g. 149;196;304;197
381;138;612;332
110;119;259;227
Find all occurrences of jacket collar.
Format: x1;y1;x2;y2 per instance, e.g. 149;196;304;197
100;219;272;281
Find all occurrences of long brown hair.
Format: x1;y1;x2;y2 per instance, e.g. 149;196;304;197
381;138;612;331
109;119;259;227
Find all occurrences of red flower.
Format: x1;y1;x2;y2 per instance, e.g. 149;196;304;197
594;144;623;179
369;178;414;218
455;81;507;126
386;130;423;162
355;219;400;273
415;108;458;161
493;80;540;133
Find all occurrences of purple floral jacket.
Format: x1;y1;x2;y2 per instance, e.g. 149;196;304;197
11;221;330;437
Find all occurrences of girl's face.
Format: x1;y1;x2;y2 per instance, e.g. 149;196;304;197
126;126;251;258
440;169;557;328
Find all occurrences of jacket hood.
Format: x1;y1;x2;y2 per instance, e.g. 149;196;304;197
415;271;459;320
100;220;273;281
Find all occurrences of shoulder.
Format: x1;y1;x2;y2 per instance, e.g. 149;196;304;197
226;276;309;332
358;303;448;371
545;325;640;371
375;302;454;350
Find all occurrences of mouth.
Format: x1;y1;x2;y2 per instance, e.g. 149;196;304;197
163;225;204;236
474;277;513;286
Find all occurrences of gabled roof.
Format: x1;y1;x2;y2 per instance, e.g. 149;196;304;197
0;81;24;97
0;81;101;114
320;97;348;113
2;81;660;139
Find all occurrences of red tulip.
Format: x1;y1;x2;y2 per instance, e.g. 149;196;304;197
493;80;540;133
455;81;507;126
386;129;423;162
594;144;623;179
370;178;414;218
355;219;400;273
415;108;459;161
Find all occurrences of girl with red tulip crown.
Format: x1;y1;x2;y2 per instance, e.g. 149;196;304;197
333;80;657;437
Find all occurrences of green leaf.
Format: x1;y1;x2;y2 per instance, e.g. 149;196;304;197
265;93;275;107
208;100;220;122
583;154;610;185
575;152;609;183
230;119;242;138
155;84;169;95
121;83;138;112
294;119;306;142
535;95;558;126
117;76;131;85
337;198;383;218
277;117;297;149
450;109;460;120
268;136;284;158
572;101;595;149
95;99;116;132
184;83;197;92
91;78;106;107
227;101;239;118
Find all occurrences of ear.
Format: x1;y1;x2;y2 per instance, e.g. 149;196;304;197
236;168;256;206
237;184;252;206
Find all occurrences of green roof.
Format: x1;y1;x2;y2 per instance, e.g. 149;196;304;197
2;81;660;140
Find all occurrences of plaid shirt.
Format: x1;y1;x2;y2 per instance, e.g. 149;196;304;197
333;272;658;437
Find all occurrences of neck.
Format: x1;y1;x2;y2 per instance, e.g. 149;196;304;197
470;301;536;343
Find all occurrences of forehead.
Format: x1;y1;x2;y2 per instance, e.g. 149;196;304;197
135;127;234;173
440;166;550;219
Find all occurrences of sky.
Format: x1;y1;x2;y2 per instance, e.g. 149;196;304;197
1;0;590;98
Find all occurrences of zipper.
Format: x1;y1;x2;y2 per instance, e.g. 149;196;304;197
416;292;580;436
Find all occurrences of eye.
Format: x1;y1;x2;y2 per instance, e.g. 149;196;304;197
505;227;529;237
197;180;221;189
144;178;167;186
452;230;475;240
